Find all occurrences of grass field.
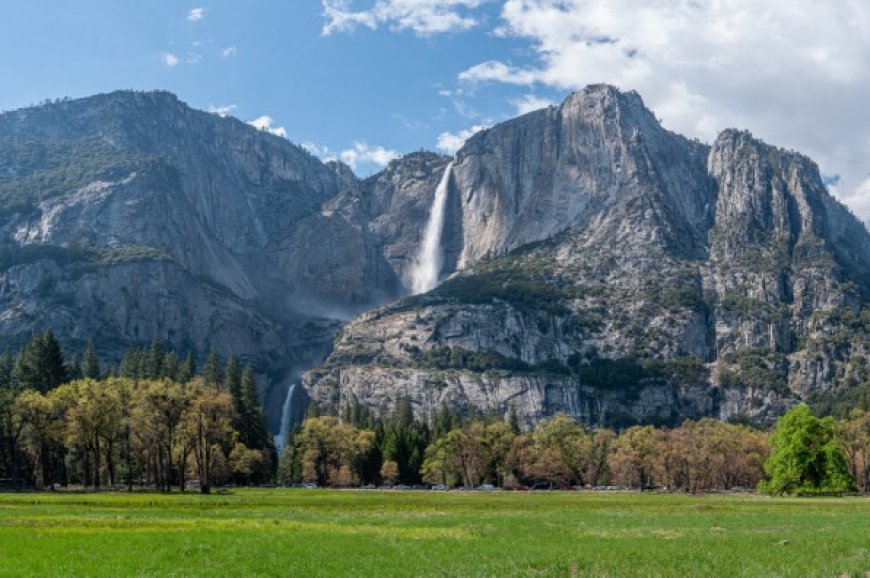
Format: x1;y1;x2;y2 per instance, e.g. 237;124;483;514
0;490;867;577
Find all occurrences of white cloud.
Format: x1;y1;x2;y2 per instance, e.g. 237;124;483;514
832;177;870;225
187;8;206;22
208;104;237;117
448;0;870;220
247;116;288;138
339;141;400;170
512;94;553;115
300;141;336;160
162;53;180;67
322;0;484;36
221;45;237;57
436;124;488;154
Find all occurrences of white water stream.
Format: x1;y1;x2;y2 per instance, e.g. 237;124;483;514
410;161;454;294
272;383;296;453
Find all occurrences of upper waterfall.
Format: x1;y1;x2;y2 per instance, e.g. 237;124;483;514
410;160;454;294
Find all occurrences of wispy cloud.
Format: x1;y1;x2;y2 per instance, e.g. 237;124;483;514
512;94;553;115
247;115;288;138
162;53;180;67
453;0;870;220
208;104;237;117
322;0;484;37
339;141;400;170
221;45;237;58
436;124;488;154
301;142;334;159
187;7;206;22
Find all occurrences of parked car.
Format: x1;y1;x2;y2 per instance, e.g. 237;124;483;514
479;484;495;491
431;484;447;491
394;484;410;490
362;483;376;490
302;483;318;489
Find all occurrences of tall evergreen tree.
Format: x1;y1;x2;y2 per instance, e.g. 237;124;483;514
0;348;15;390
83;340;101;380
225;356;242;403
178;352;196;383
203;349;221;387
119;346;144;379
146;339;163;380
162;351;180;382
508;403;521;434
13;331;67;392
67;355;83;381
240;364;269;450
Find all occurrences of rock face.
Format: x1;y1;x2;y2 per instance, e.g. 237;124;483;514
0;91;449;429
0;86;866;431
304;85;869;428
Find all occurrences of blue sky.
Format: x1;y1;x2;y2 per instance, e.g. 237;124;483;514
0;1;559;176
1;1;868;219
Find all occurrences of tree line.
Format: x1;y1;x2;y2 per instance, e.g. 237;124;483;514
1;331;867;495
280;401;868;495
0;331;272;492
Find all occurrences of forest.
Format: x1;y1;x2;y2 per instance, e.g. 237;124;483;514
0;331;867;495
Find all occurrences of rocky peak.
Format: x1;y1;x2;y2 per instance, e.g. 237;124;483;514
452;84;714;267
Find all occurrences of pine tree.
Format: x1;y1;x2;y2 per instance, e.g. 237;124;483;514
178;352;196;383
508;403;521;434
162;351;180;381
203;349;221;387
146;340;163;380
83;340;101;380
119;347;144;379
67;355;83;381
13;331;68;392
240;364;269;449
0;348;15;389
225;356;241;402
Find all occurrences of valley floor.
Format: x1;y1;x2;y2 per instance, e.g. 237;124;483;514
0;490;867;577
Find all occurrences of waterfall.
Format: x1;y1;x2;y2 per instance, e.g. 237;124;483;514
273;383;296;454
410;160;454;294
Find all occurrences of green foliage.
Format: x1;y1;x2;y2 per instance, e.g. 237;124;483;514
654;284;708;314
758;404;855;495
416;346;532;373
431;263;571;315
12;330;67;393
719;292;775;317
0;135;131;216
719;347;789;394
0;243;170;273
83;341;100;380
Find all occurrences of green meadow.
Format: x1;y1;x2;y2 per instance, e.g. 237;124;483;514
0;490;867;577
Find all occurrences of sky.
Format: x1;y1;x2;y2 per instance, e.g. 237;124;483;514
1;1;868;221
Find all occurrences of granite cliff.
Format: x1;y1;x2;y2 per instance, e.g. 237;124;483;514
304;86;869;428
0;86;866;431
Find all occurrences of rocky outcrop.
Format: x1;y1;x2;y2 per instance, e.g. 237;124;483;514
304;86;869;428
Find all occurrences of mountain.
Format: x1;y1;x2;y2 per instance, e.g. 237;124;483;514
0;86;866;431
303;85;869;429
0;91;450;428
